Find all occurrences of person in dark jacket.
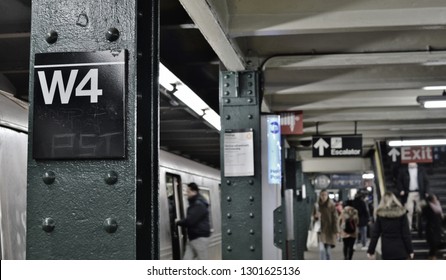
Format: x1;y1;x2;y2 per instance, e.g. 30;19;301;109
422;194;444;259
351;193;371;249
177;182;211;260
367;191;414;260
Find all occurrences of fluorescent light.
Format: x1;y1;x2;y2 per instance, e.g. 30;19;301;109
173;85;221;130
421;100;446;108
388;139;446;147
417;91;446;108
158;63;221;131
422;86;446;90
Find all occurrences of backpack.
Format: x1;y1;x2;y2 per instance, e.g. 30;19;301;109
344;217;356;234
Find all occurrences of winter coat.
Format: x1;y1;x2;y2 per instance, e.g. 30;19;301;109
315;199;339;246
177;194;211;241
367;205;413;260
422;202;443;249
339;206;359;239
351;197;370;227
396;166;429;205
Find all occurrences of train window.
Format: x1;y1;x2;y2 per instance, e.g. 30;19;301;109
165;173;185;260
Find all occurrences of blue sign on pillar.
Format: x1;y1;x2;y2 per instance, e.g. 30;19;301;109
267;115;282;184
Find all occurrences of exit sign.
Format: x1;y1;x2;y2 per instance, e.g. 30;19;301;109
400;146;433;163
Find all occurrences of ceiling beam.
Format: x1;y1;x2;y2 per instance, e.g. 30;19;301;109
262;51;446;70
302;107;446;122
178;0;245;71
228;3;446;37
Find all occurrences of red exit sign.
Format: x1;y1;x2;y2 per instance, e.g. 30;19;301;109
401;146;433;163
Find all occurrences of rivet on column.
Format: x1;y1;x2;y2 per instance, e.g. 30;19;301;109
104;171;118;185
106;27;120;42
103;218;118;233
42;217;55;232
45;31;58;44
42;171;56;185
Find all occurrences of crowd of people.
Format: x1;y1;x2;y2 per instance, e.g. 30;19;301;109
312;189;371;260
177;162;444;261
311;162;445;260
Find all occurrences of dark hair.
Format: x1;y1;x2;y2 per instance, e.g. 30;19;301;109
426;193;437;203
187;182;199;193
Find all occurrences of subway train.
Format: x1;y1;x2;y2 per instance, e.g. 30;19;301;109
0;91;222;260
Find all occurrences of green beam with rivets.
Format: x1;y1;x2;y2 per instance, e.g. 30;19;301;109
26;0;159;259
220;71;262;259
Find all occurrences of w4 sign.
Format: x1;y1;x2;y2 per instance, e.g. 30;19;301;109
37;68;103;104
33;51;126;160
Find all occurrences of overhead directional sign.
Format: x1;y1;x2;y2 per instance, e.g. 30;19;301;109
312;135;362;157
387;146;433;163
388;148;401;162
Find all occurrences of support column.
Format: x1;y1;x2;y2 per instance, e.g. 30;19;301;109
27;0;159;259
220;71;262;259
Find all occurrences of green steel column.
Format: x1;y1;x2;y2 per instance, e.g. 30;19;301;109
293;161;306;260
27;0;159;259
220;71;262;259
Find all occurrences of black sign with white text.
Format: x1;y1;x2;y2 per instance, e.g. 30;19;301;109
312;135;362;157
33;50;126;159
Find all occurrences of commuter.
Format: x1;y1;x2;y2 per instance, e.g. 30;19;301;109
176;182;211;260
367;191;414;260
339;204;359;260
422;194;444;259
351;193;371;250
335;200;343;216
313;189;339;260
396;162;429;231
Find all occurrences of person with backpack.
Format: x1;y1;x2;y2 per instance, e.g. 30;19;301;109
339;202;359;260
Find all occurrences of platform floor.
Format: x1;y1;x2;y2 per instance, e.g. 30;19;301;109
304;241;370;260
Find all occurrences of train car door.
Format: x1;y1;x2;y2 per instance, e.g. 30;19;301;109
165;173;186;259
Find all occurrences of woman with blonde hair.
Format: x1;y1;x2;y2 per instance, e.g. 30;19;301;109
367;191;414;260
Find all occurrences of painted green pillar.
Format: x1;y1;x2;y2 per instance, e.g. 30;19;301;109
26;0;159;259
220;71;262;259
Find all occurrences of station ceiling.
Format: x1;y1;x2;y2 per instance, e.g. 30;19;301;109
2;0;446;170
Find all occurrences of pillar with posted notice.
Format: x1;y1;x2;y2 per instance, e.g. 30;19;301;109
220;71;262;259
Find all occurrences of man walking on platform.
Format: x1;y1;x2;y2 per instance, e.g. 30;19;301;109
396;162;429;231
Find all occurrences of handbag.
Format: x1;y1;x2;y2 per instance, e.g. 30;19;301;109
306;219;320;249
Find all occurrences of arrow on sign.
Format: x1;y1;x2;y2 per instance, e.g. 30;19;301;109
388;148;400;162
314;138;329;156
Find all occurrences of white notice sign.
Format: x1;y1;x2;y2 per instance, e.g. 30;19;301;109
224;129;254;177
